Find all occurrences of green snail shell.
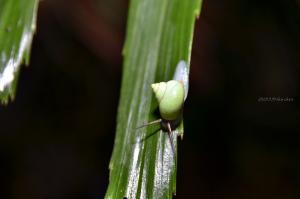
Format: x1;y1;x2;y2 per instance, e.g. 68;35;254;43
151;80;184;121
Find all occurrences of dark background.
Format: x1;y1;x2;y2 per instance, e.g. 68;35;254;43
0;0;300;198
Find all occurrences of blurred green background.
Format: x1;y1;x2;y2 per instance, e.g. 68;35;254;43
0;0;300;198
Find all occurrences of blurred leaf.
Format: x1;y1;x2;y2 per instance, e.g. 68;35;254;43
105;0;202;198
0;0;39;104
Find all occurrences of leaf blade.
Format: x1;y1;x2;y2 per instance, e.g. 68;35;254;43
0;0;39;103
106;0;202;198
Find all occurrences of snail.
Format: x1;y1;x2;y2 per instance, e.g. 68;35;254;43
151;80;184;121
137;60;189;155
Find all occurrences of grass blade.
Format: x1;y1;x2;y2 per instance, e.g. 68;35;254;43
0;0;39;103
105;0;202;198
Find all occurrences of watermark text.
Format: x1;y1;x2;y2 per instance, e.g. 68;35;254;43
257;97;294;103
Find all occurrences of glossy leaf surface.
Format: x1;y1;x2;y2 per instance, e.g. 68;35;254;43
105;0;202;198
0;0;39;103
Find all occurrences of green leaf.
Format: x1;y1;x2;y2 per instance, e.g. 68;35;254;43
105;0;202;198
0;0;39;104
